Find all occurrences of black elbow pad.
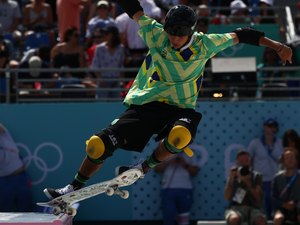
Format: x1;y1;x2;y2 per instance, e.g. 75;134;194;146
233;27;265;46
116;0;143;19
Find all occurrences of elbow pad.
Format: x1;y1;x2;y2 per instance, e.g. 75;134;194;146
116;0;143;19
233;27;265;46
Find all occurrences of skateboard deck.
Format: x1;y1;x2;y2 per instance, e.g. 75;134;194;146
37;168;142;216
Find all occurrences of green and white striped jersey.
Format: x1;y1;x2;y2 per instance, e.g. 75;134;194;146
123;15;235;109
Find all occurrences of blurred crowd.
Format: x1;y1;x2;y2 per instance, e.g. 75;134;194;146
0;0;300;101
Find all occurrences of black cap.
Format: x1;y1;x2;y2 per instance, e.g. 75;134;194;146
263;118;278;127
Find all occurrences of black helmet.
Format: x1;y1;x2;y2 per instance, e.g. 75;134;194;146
164;5;197;36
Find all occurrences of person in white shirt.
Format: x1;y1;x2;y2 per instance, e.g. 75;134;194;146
155;150;200;225
0;123;34;212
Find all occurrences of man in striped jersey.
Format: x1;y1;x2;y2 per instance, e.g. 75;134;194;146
44;2;293;199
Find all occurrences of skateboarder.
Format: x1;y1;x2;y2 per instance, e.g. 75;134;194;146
44;2;292;199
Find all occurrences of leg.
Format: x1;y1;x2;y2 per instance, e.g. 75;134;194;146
176;189;193;225
251;209;268;225
225;210;242;225
253;215;268;225
0;177;15;212
161;189;177;225
15;173;34;212
273;210;285;225
71;129;125;187
77;156;103;178
143;121;195;171
44;129;124;199
262;181;272;219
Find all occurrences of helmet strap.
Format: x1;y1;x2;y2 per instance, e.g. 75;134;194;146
175;34;194;51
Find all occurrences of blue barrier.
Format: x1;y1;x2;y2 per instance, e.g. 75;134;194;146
0;101;299;221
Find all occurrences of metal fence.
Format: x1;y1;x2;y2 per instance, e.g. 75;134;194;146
0;66;299;103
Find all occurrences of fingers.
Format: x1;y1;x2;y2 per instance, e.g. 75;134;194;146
280;45;293;66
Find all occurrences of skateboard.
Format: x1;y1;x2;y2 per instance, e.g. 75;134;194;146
37;168;142;216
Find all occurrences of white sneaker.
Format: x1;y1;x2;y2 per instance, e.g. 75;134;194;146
43;184;75;200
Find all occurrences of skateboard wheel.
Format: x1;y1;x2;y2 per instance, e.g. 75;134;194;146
53;206;62;215
67;207;77;216
120;190;129;199
106;187;114;196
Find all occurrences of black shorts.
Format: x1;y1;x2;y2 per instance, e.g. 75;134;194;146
106;101;202;152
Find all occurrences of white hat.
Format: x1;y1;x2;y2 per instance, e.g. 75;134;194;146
259;0;273;6
28;56;42;77
96;0;109;8
230;0;247;15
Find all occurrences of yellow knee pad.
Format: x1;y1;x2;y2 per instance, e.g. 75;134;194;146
85;135;105;159
167;125;192;149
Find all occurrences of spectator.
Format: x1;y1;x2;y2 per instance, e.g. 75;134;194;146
20;45;51;66
0;27;10;70
196;5;209;35
196;4;210;19
90;25;125;99
282;129;300;169
0;26;13;102
85;27;105;65
115;0;161;54
0;0;22;33
18;55;53;91
85;0;116;41
86;0;117;21
272;149;300;225
0;123;34;212
22;0;55;46
224;150;267;225
210;0;232;16
56;0;90;42
51;27;88;81
257;47;285;95
254;0;278;24
228;0;251;24
196;18;209;34
155;150;200;225
248;118;284;219
23;0;54;33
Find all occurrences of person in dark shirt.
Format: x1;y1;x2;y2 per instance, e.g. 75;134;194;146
224;150;267;225
272;148;300;225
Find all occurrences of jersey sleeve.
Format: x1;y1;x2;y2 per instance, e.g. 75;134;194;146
137;15;166;49
202;33;235;58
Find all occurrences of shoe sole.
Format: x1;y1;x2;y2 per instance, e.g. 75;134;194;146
43;188;55;200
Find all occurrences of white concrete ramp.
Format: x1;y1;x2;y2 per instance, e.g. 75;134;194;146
0;213;72;225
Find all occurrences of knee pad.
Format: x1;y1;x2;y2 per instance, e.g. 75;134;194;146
85;129;124;164
86;135;105;160
165;125;192;154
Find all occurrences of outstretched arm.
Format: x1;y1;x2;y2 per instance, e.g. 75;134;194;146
229;27;292;65
258;37;292;65
116;0;144;23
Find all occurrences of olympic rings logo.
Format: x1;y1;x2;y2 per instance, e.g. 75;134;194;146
16;142;63;185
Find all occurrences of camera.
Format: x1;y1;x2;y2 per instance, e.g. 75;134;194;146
238;166;251;176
